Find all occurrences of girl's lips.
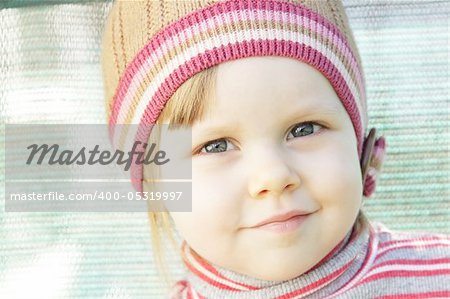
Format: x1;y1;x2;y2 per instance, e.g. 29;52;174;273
254;214;309;233
252;209;312;227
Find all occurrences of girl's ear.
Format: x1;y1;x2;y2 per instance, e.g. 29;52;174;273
360;128;377;182
360;128;387;198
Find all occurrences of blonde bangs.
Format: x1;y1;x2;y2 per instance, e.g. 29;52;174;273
145;66;218;288
157;66;218;127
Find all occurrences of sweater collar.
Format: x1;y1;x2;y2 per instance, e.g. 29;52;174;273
174;220;372;299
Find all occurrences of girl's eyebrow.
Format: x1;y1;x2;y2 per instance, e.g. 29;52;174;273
289;102;342;119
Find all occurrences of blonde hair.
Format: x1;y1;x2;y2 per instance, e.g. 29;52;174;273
143;65;218;288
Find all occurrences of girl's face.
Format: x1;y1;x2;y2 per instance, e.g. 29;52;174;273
168;56;363;281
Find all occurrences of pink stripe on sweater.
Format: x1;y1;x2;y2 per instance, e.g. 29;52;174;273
186;286;193;299
371;258;450;270
378;236;449;249
171;280;189;299
184;260;245;292
311;224;363;272
360;269;450;285
185;244;259;290
273;258;356;299
376;241;450;261
328;226;378;297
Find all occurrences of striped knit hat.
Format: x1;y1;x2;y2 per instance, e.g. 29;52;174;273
101;0;386;197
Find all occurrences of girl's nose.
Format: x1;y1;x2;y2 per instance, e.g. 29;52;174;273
247;146;301;200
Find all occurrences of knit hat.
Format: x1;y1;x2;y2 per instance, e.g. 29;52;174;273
101;0;386;197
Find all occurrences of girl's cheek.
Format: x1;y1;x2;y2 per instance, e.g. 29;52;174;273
191;169;244;223
192;176;237;210
300;145;361;199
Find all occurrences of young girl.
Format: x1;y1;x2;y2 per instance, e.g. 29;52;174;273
101;0;450;298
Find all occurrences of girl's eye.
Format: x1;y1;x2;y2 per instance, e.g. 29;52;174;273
199;138;236;154
287;122;323;140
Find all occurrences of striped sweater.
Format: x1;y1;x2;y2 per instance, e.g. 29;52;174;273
171;222;450;298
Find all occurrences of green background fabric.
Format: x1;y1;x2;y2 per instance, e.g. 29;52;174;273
1;0;449;298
